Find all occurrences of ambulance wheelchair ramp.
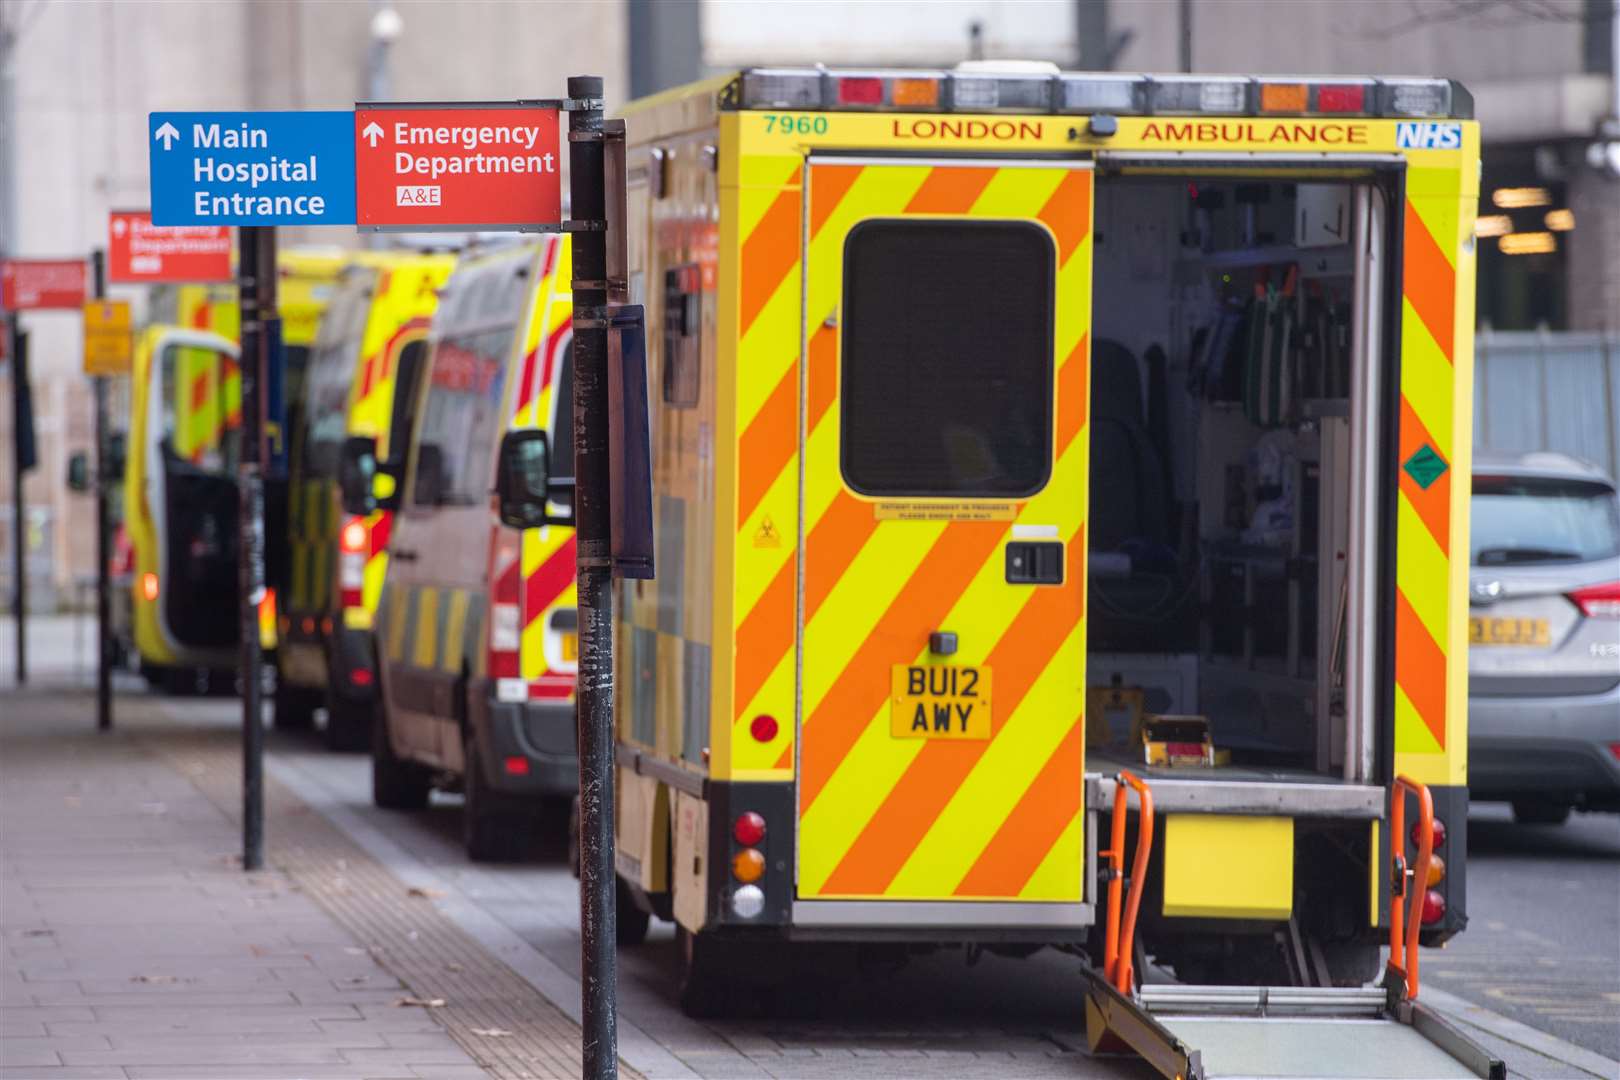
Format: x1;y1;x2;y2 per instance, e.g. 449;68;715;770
1083;771;1503;1080
1083;977;1505;1080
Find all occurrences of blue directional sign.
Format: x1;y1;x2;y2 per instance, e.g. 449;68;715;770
148;111;356;227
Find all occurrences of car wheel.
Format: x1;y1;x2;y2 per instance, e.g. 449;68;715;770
1511;800;1571;826
323;690;373;752
273;676;319;730
371;710;431;810
462;729;529;862
676;926;728;1018
616;875;651;946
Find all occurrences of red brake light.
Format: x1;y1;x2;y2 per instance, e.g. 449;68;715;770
733;811;766;847
1569;581;1620;618
1421;888;1447;925
1316;85;1366;113
837;77;884;105
1412;817;1446;851
749;714;779;743
341;520;368;553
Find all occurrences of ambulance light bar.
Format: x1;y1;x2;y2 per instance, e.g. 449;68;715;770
733;69;1471;119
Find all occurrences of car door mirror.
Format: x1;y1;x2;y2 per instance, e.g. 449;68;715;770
413;442;446;507
338;435;379;516
107;432;127;478
65;451;91;493
495;429;570;528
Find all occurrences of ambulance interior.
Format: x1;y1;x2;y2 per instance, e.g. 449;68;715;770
1087;174;1372;783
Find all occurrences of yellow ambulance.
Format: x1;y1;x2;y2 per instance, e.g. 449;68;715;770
352;237;578;861
117;251;344;690
275;250;455;749
608;64;1483;1054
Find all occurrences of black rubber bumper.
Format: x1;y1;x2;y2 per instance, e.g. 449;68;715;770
478;697;578;797
327;626;379;704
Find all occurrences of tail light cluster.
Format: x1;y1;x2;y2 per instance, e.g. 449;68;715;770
338;518;368;610
1569;581;1620;619
1412;816;1448;925
729;810;767;919
490;530;524;702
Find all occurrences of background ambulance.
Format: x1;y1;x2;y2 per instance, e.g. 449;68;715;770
113;252;343;691
275;250;454;749
602;65;1481;1019
349;237;578;861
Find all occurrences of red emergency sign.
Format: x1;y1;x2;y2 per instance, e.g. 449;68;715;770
354;104;562;231
108;210;233;283
1;259;88;310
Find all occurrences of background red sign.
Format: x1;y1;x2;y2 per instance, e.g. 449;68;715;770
1;259;88;310
108;211;233;283
354;105;561;230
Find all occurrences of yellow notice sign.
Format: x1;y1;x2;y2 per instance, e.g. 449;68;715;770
873;500;1016;522
82;300;133;375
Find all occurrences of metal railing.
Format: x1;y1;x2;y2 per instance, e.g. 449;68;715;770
1388;774;1435;1000
1102;769;1155;994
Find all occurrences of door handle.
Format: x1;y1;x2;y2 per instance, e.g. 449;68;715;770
392;549;418;563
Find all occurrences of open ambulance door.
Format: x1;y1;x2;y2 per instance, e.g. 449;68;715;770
792;157;1093;929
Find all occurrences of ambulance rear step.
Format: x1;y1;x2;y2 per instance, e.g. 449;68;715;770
1085;772;1504;1080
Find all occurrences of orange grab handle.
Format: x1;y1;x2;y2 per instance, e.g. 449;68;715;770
1101;770;1155;994
1389;774;1434;1000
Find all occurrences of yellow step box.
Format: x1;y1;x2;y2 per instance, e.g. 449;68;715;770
1162;814;1293;920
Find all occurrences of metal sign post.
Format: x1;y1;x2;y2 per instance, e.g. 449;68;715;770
237;225;275;872
567;74;618;1080
90;249;112;730
6;311;23;686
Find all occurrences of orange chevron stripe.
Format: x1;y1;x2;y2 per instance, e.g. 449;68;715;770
810;165;864;239
1055;334;1089;451
952;716;1084;897
1403;201;1455;362
903;166;996;214
816;537;1084;895
734;558;796;718
740;173;802;338
1395;588;1447;748
1397;396;1451;557
807;319;838;430
798;521;1009;813
738;363;797;528
804;491;881;623
1037;170;1092;266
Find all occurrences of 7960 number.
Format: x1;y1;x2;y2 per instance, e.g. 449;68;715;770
763;114;829;136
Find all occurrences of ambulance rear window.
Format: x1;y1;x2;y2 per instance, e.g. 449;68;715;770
840;219;1054;498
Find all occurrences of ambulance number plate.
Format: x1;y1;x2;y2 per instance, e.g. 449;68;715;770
1468;616;1549;646
891;664;992;740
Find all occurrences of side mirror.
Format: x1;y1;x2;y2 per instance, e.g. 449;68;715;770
495;429;571;529
413;443;446;507
337;435;379;516
66;451;91;493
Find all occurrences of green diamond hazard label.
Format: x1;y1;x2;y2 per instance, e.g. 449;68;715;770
1403;444;1449;490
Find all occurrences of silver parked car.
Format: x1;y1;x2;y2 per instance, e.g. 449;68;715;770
1468;451;1620;824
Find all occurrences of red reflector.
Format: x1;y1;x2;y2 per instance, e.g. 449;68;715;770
750;714;779;743
503;755;530;776
348;667;373;687
1317;85;1365;113
1610;743;1620;763
1412;817;1446;850
1569;580;1620;619
1421;888;1446;925
837;77;884;105
733;811;766;847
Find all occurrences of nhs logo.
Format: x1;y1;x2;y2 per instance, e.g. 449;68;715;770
1396;122;1463;150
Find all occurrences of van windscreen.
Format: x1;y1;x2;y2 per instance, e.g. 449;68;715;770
839;219;1054;498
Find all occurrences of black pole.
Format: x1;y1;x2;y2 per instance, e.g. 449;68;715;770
568;73;617;1080
1178;0;1193;73
237;225;273;872
9;312;25;686
91;249;112;730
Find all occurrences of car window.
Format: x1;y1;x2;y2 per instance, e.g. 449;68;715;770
839;219;1054;498
411;325;515;507
1471;475;1620;565
299;272;374;476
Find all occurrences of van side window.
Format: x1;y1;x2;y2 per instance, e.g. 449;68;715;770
385;339;429;468
839;219;1054;498
411;326;514;507
663;264;701;407
551;342;575;478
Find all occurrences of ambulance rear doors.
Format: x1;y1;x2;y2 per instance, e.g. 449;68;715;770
793;158;1093;920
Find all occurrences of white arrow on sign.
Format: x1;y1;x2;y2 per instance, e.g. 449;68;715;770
362;121;385;148
154;122;180;150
